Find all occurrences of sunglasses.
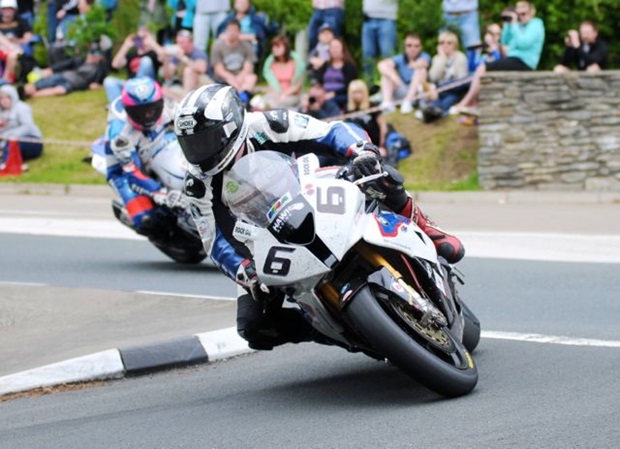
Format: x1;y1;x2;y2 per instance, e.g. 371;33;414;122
439;41;456;45
405;43;421;48
517;11;528;17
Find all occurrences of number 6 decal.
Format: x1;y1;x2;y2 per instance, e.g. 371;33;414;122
263;247;295;276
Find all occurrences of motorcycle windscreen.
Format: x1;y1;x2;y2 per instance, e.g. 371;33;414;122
223;151;300;227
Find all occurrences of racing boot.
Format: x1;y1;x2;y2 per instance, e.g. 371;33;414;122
412;204;465;264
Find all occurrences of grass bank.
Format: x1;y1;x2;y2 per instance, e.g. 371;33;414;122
1;89;479;190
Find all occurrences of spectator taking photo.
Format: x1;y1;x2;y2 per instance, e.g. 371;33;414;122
553;20;608;73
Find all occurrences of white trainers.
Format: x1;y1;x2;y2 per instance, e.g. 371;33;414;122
414;110;424;120
380;101;395;113
400;101;413;114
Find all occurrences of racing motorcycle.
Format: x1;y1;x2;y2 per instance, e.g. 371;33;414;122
90;100;206;265
223;151;481;397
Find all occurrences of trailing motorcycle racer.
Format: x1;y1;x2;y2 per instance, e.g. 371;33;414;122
173;83;464;350
105;76;187;234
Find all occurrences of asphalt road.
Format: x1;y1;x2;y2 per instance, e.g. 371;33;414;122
1;191;619;447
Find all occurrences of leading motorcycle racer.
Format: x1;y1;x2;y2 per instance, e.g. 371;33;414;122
174;83;464;350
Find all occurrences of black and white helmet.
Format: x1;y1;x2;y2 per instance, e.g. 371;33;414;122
174;84;248;175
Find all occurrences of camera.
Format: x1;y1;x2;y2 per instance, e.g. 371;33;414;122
134;36;144;50
308;96;317;105
501;7;516;22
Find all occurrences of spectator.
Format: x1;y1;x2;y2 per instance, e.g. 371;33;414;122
307;23;334;82
261;35;304;109
17;0;34;26
22;42;108;98
216;0;270;59
453;1;544;112
361;0;397;81
300;81;340;120
139;0;168;43
481;23;504;63
55;0;81;42
377;33;431;114
166;0;196;40
211;19;257;104
315;37;357;111
163;29;211;101
417;31;468;122
308;0;344;50
0;0;36;84
442;0;481;72
193;0;229;52
345;79;387;148
0;84;42;163
554;21;608;73
104;28;166;102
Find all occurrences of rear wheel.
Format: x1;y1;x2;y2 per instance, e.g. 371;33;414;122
345;286;478;397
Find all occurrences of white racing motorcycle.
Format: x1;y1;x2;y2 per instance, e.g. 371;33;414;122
224;151;481;397
91;98;206;264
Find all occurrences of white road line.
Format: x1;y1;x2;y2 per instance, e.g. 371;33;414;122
137;290;236;301
482;331;620;348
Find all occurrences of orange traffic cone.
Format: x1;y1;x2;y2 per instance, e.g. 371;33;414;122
0;140;23;176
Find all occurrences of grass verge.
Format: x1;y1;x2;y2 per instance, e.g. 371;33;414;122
1;90;480;190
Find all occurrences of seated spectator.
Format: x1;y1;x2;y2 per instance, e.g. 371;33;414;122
162;29;211;101
300;81;340;120
261;34;304;109
554;20;608;73
211;19;256;104
442;0;482;73
22;42;108;98
315;37;357;111
416;31;468;122
468;23;504;70
0;84;42;162
216;0;270;59
307;23;334;82
308;0;344;50
104;28;166;102
0;0;36;84
377;33;431;114
454;1;544;112
345;79;387;148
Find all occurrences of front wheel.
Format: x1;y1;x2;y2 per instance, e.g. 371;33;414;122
345;286;478;397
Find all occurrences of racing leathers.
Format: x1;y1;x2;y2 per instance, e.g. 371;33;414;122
104;97;186;232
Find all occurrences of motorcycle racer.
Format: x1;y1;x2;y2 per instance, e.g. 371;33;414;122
105;76;187;234
174;83;464;350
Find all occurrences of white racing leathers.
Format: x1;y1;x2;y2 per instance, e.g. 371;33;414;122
183;109;371;281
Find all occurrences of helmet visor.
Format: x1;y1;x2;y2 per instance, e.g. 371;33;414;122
125;98;164;129
178;122;239;174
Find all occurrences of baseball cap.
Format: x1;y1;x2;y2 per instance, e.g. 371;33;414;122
0;0;18;9
319;23;334;33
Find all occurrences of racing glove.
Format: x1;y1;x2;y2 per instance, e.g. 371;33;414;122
236;259;272;303
153;189;189;210
351;143;383;179
362;165;410;212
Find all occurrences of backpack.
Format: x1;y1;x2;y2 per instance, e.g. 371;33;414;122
384;123;412;168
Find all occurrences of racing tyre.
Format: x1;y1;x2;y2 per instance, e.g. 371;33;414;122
461;301;481;353
345;285;478;397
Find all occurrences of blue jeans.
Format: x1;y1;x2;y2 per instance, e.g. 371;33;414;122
429;80;469;113
308;8;344;49
47;2;58;43
35;74;74;92
103;57;155;103
362;18;396;80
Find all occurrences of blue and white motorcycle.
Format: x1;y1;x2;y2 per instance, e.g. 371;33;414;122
224;151;480;397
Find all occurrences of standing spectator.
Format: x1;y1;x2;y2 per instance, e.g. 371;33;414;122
300;81;340;120
104;28;166;102
17;0;34;26
47;0;59;43
307;23;334;82
22;43;108;98
193;0;229;53
454;1;544;112
167;0;196;36
442;0;481;72
0;84;42;163
261;35;304;109
216;0;270;59
377;33;431;114
211;19;257;104
163;29;211;101
417;31;468;122
308;0;344;50
139;0;168;43
55;0;81;42
345;79;387;148
361;0;397;81
315;37;357;111
554;21;608;73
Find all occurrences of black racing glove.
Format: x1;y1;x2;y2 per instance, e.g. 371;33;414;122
236;259;272;303
351;143;382;179
362;164;409;212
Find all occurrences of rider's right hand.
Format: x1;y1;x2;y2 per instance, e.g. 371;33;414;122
236;259;272;303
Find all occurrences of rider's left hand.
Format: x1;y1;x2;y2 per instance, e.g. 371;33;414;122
153;189;188;209
351;142;382;178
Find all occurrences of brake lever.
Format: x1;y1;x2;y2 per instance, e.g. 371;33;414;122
352;171;389;186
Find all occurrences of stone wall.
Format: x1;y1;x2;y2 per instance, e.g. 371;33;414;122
478;71;620;191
